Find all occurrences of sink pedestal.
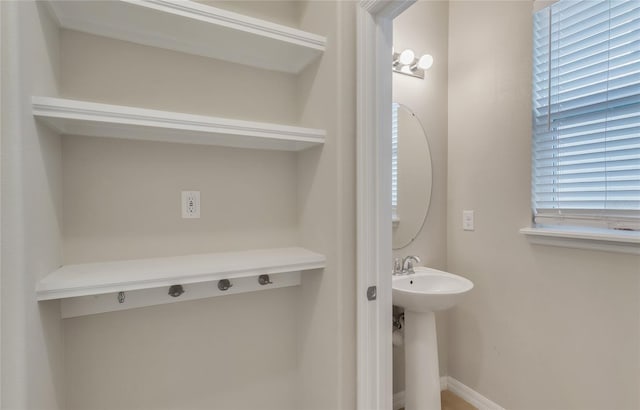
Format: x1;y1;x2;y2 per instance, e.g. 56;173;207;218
404;310;441;410
393;267;474;410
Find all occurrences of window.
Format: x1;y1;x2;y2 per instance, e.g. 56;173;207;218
392;102;399;223
531;0;640;231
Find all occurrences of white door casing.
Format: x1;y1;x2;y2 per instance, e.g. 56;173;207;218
356;1;415;409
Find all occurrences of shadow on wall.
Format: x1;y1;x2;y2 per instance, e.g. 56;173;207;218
38;302;66;409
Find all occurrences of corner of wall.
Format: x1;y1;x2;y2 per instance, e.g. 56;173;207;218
2;1;65;408
295;2;357;409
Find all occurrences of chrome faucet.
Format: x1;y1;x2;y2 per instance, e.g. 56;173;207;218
393;258;403;275
393;256;421;275
402;255;421;274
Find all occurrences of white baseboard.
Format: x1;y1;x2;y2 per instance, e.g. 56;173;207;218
393;376;504;410
439;376;448;391
393;377;447;410
445;377;505;410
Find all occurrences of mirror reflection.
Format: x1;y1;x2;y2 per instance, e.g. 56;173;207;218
392;103;433;249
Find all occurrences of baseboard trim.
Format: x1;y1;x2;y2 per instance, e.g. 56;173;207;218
440;376;448;391
393;377;504;410
446;377;505;410
393;377;448;410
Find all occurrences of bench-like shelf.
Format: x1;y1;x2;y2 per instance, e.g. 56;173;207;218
33;97;325;151
45;0;325;74
37;247;325;318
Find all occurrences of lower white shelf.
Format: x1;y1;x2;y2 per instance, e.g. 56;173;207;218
32;97;326;151
60;271;303;318
37;247;325;318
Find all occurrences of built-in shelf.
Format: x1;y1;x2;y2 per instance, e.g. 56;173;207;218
37;247;325;318
45;0;325;74
33;97;326;151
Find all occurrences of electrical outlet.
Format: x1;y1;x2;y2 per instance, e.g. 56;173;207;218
463;210;474;231
181;191;200;219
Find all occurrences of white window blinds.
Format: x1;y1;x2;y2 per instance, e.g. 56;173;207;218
532;0;640;230
392;102;399;222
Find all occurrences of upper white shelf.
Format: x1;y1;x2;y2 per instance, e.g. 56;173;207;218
45;0;326;73
37;247;326;301
33;97;325;151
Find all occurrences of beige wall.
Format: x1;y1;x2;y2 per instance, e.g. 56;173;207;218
295;2;357;409
447;1;640;409
1;2;65;409
59;30;298;125
199;1;303;28
59;28;302;409
392;0;449;394
1;2;357;408
57;2;356;409
62;135;299;264
65;289;300;410
59;28;301;263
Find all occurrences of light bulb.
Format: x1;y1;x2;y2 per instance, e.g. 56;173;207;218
417;54;434;70
398;49;415;65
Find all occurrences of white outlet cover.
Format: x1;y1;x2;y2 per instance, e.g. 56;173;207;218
462;210;474;231
182;191;200;219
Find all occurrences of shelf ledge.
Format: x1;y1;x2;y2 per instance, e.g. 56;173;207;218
45;0;325;73
37;247;326;302
39;247;325;318
33;97;325;151
520;226;640;255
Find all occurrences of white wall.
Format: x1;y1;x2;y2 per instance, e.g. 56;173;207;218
392;0;449;394
58;27;299;410
447;1;640;409
199;1;302;28
64;289;300;410
59;30;298;125
59;27;301;261
55;2;357;409
1;2;65;409
295;2;357;409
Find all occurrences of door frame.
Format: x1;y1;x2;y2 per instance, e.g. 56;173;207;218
356;1;415;409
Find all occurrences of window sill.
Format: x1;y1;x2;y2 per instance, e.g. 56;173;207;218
520;226;640;255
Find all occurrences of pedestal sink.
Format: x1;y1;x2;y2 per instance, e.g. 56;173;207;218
393;267;473;410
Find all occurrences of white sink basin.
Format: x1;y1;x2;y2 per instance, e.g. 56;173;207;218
392;267;473;312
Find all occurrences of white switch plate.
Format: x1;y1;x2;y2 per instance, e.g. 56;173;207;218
182;191;200;219
463;210;474;231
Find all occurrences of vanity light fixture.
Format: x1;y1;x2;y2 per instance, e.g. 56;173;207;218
393;48;433;79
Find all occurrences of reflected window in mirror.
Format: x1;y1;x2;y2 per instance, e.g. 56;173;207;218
392;102;399;224
392;103;433;249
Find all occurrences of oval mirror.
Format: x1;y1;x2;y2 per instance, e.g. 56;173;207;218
392;103;433;249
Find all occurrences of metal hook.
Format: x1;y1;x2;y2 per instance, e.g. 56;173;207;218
258;274;273;285
117;291;126;304
168;285;185;297
218;279;232;291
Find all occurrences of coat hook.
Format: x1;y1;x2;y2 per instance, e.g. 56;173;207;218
258;274;273;285
218;279;232;291
117;291;126;304
168;285;185;297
